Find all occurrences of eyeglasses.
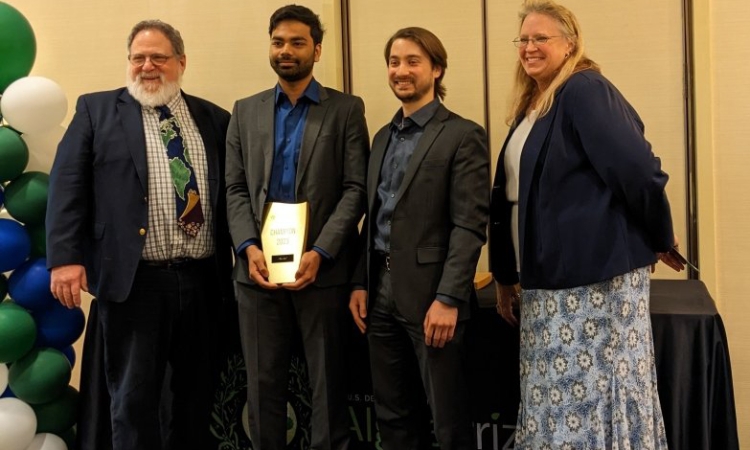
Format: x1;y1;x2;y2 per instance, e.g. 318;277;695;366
512;36;561;48
128;54;175;67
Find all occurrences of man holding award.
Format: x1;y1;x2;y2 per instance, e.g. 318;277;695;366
225;5;369;450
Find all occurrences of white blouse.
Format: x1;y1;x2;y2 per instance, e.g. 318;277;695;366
504;110;538;272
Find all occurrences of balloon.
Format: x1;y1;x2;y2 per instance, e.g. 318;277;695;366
0;363;7;394
31;385;78;435
0;302;36;363
8;348;71;404
24;223;46;257
0;218;31;272
1;385;16;398
0;77;67;134
57;428;75;450
60;346;75;369
33;302;85;349
0;3;36;93
1;273;8;300
0;126;29;182
3;171;49;225
0;398;37;450
21;126;64;174
8;258;56;312
23;433;68;450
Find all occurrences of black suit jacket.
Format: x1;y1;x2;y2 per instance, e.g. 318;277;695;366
358;104;490;324
46;88;233;302
225;84;369;287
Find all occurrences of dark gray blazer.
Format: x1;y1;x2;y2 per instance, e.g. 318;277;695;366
225;84;369;287
359;103;490;323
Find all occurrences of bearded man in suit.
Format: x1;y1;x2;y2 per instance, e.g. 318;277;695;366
47;20;233;450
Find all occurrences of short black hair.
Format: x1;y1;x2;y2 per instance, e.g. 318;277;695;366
269;4;325;45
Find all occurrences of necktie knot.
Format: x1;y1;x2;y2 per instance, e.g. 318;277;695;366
156;105;172;121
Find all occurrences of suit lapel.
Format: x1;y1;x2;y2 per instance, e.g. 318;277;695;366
517;103;559;238
117;90;148;194
368;129;390;211
296;85;329;196
258;90;275;206
392;105;447;206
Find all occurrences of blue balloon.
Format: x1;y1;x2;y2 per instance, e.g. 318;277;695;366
33;302;85;349
60;345;76;368
0;218;31;272
1;385;16;398
7;257;56;312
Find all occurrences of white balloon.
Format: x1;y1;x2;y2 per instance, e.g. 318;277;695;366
23;434;67;450
21;126;65;173
1;77;68;134
0;363;8;394
0;398;37;450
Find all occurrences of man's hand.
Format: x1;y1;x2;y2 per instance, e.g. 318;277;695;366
423;300;458;348
653;235;686;273
349;289;368;334
50;264;88;308
246;245;279;289
283;250;321;291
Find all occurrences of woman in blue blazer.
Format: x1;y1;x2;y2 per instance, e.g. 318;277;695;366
490;1;684;448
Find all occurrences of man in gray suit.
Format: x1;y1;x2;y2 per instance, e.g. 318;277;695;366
349;27;490;450
225;5;369;450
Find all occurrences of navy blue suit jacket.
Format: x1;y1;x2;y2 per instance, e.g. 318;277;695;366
46;88;233;303
490;70;674;289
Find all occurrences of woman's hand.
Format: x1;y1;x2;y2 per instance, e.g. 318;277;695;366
495;280;520;326
654;235;686;273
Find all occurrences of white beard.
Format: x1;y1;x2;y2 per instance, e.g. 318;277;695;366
126;70;183;107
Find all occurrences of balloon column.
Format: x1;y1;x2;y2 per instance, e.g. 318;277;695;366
1;3;81;450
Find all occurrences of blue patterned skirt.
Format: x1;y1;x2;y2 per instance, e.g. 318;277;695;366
514;267;668;449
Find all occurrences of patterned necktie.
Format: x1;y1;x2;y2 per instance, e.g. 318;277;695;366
156;105;204;237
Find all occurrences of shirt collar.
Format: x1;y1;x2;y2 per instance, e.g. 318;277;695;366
145;92;183;113
275;78;321;106
390;97;441;131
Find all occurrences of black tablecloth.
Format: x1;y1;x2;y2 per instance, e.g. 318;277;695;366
76;280;739;450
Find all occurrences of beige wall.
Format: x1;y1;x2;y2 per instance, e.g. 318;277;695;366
696;0;750;442
3;0;748;445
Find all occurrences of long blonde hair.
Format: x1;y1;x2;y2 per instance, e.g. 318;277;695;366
506;0;600;125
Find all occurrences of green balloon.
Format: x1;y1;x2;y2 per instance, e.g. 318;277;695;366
8;347;71;404
0;301;36;363
3;171;49;225
0;126;29;182
0;2;36;93
25;223;46;257
33;385;79;434
59;426;78;450
0;274;7;300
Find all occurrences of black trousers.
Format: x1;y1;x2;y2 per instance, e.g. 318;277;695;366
236;282;351;450
98;260;218;450
368;268;472;450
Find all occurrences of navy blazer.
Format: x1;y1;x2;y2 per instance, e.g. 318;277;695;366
46;88;233;303
489;70;674;290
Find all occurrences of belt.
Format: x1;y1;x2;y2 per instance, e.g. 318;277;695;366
139;258;206;270
373;251;390;272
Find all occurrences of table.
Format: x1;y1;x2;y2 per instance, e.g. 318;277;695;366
76;280;739;449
